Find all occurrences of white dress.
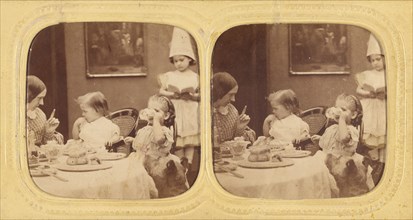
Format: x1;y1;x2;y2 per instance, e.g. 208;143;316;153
79;117;120;151
268;114;309;146
158;70;200;147
356;69;386;148
132;125;174;159
319;124;359;156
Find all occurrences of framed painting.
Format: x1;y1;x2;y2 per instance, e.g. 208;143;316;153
289;24;351;75
85;22;147;77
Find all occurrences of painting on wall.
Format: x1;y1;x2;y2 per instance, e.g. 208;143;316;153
289;24;351;75
85;22;147;77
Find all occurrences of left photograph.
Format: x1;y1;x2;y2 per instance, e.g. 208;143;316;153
26;22;200;199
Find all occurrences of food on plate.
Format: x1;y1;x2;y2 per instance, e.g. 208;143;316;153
89;156;101;165
271;154;283;162
28;155;38;164
66;148;88;166
220;138;251;156
252;136;287;151
248;147;270;162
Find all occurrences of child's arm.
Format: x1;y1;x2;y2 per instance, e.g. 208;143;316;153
72;117;86;139
152;111;167;145
356;84;376;98
159;88;180;99
263;114;276;137
338;111;351;143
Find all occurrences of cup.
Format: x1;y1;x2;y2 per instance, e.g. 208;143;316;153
230;141;248;161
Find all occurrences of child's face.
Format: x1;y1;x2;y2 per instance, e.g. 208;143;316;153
270;101;291;120
214;86;238;107
335;98;356;124
80;104;101;123
28;89;46;111
369;54;384;71
148;100;169;123
172;55;191;72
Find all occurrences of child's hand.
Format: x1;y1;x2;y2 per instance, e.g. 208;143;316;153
311;135;321;143
105;140;113;147
368;91;377;98
124;136;134;144
376;91;386;100
339;108;352;122
153;109;164;123
264;114;276;125
180;92;192;101
292;138;301;145
172;92;181;99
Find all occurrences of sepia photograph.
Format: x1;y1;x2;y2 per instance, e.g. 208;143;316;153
212;24;386;199
26;22;200;199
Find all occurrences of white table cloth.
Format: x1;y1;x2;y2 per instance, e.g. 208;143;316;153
32;153;157;199
215;153;334;200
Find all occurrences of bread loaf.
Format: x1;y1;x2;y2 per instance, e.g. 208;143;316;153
248;147;270;162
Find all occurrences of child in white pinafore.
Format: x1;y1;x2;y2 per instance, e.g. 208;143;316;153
355;34;386;163
158;27;200;168
72;91;120;152
262;89;310;148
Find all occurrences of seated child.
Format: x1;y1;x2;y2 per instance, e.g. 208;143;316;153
72;91;120;152
312;94;363;157
258;89;310;148
126;95;176;159
312;93;375;191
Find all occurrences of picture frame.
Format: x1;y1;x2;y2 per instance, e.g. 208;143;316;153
289;24;351;75
85;22;147;78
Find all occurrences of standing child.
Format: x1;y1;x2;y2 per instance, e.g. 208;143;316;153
355;34;386;164
158;27;200;169
261;89;310;148
72;91;120;152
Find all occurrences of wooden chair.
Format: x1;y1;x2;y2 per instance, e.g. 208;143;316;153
296;106;328;154
106;108;139;155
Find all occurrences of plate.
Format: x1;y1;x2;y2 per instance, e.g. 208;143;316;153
95;152;126;161
54;162;112;172
30;166;57;177
237;158;294;169
279;150;311;158
214;161;238;173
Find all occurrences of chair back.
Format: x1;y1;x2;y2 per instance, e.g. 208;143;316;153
107;108;139;137
299;106;328;136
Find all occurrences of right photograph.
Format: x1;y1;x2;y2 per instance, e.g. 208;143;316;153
211;24;386;199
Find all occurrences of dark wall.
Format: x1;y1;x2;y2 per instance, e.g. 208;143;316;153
212;25;268;136
28;24;68;138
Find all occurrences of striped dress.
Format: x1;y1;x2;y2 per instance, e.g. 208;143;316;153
213;104;256;144
27;108;64;145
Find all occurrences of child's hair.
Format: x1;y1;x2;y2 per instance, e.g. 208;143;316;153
148;95;176;127
336;93;363;127
27;75;46;103
267;89;300;115
169;55;196;66
76;91;109;116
